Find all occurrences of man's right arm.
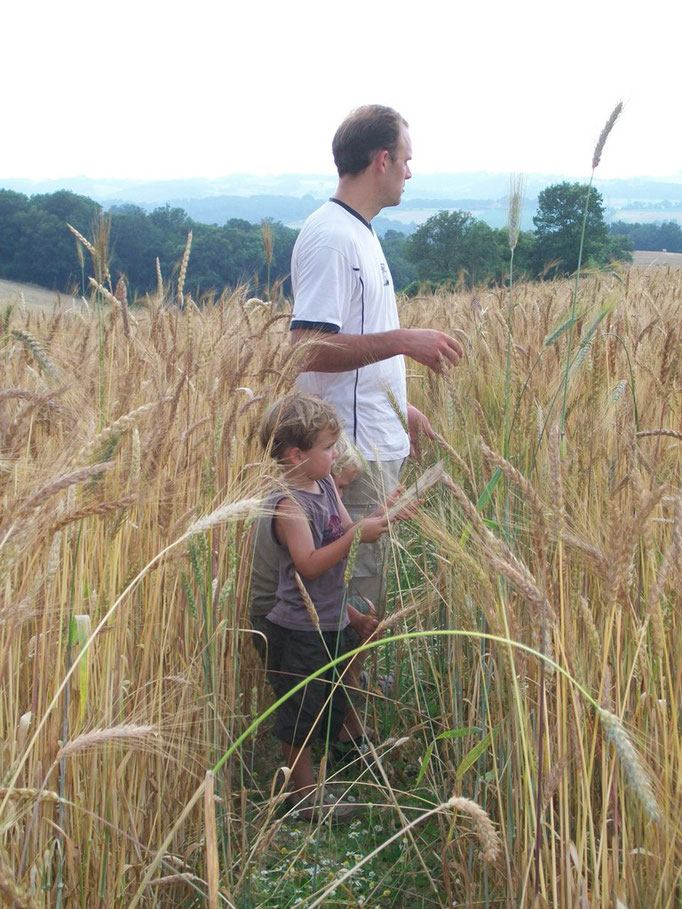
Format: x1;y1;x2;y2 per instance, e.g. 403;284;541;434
291;327;464;374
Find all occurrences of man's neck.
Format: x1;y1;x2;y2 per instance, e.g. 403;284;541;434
333;176;382;223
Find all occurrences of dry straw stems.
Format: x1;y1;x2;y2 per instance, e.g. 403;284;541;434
1;261;679;906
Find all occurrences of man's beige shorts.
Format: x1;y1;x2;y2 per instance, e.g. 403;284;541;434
343;459;404;613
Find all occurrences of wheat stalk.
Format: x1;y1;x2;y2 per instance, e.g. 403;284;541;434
66;222;96;255
11;328;58;378
343;522;364;588
637;428;682;442
186;498;261;536
0;860;37;909
48;495;136;535
54;724;158;761
598;708;660;823
433;431;474;482
385;461;446;520
507;173;525;252
294;570;321;632
13;462;114;521
155;257;164;299
204;771;220;909
75;399;170;463
178;231;193;307
592;101;624;170
450;796;502;863
88;276;119;311
0;787;60;803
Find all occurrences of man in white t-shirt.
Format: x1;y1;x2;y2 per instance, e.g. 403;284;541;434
289;105;464;611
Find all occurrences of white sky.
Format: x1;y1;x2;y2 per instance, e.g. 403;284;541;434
3;0;681;182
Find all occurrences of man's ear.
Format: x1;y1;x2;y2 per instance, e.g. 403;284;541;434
372;148;390;173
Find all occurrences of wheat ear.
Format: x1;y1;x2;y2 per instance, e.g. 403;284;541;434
294;571;321;632
598;708;660;823
54;724;158;762
0;860;37;909
592;101;624;170
186;498;261;536
178;231;193;306
450;796;502;863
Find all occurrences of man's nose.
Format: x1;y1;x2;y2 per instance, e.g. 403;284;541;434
405;164;412;180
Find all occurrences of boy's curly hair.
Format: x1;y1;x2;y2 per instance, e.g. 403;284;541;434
259;393;341;463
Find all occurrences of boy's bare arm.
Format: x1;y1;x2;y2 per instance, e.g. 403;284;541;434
275;498;388;581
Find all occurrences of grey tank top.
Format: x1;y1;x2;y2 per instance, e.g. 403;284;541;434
266;475;349;632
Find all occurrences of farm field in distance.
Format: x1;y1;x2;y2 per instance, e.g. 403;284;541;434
0;278;80;313
631;249;682;267
0;260;680;907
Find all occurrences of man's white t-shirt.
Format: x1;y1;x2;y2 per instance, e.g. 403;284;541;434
291;200;409;462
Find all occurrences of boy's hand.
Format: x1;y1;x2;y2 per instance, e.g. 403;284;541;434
359;515;389;543
347;603;380;640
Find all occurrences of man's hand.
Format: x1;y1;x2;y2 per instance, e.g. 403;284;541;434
401;328;464;373
372;485;419;522
407;404;435;460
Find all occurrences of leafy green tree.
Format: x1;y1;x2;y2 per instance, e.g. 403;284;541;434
0;189;98;288
109;204;170;292
405;210;474;282
459;221;507;286
533;182;630;275
0;190;30;277
381;229;418;291
404;210;509;288
31;190;99;229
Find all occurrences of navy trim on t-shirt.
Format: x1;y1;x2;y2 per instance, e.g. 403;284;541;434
352;273;366;443
329;198;373;232
290;319;340;333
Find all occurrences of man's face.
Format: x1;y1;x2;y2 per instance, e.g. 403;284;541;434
382;127;412;208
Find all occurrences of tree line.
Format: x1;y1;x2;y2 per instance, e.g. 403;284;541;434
0;189;298;299
0;183;645;300
608;219;682;253
390;182;633;293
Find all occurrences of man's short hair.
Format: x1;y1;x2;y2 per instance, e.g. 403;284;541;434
332;105;409;177
260;393;341;463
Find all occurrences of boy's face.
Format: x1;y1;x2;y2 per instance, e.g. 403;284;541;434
298;427;339;480
333;466;360;499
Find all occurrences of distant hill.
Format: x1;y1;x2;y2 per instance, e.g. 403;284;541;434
3;172;682;234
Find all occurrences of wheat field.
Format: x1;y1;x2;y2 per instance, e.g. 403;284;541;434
0;261;680;907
